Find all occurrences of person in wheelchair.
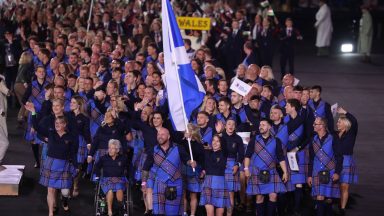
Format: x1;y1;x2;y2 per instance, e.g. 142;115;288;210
95;139;128;216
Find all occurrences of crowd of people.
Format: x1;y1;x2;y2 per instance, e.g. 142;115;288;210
0;1;359;216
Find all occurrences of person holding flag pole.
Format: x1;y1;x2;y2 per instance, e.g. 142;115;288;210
140;0;205;215
160;0;205;170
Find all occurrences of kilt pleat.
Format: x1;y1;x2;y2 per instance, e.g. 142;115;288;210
39;156;75;189
100;177;127;194
246;167;287;195
77;135;87;164
182;165;202;193
290;151;306;184
311;169;340;198
340;155;358;184
134;151;147;181
200;175;231;208
152;179;183;215
225;158;240;192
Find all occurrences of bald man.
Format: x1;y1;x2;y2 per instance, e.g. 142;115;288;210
142;127;196;216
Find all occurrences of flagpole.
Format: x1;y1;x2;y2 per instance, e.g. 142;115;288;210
86;0;95;46
163;0;195;172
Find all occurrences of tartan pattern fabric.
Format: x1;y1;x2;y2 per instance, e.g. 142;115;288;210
232;106;247;123
39;156;75;189
253;137;276;169
152;145;182;183
200;175;231;208
304;144;311;178
152;178;183;215
100;177;127;194
289;150;306;184
225;158;240;192
182;165;202;192
311;134;340;198
39;142;48;176
77;135;88;164
89;101;105;137
201;127;213;146
287;124;304;151
308;99;326;118
29;80;48;112
311;169;340;198
24;114;37;142
246;136;287;195
246;166;287;195
135;151;147;181
313;135;336;171
340;155;358;184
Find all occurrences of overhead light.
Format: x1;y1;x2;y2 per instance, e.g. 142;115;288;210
341;43;353;53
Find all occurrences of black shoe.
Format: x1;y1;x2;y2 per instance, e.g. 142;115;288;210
62;197;69;211
340;209;346;216
144;209;153;216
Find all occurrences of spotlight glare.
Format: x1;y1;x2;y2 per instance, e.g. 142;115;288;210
341;43;353;53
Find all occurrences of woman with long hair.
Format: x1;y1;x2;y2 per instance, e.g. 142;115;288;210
69;95;91;197
200;134;230;216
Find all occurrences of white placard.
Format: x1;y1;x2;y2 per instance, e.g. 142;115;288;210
331;103;338;117
293;77;300;86
236;132;251;144
230;78;252;97
287;152;299;171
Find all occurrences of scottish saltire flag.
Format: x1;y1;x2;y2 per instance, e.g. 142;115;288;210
162;0;205;131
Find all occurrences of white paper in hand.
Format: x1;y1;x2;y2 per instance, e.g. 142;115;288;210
230;78;252;97
287;152;299;171
331;103;338;117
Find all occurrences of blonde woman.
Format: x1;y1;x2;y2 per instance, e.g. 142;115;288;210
336;107;358;215
70;96;91;197
260;65;278;89
190;95;218;124
180;123;205;216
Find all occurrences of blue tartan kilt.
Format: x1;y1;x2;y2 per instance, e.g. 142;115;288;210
225;158;240;192
340;155;358;184
89;149;108;181
182;165;202;193
77;135;88;164
311;169;340;198
147;171;154;189
39;156;76;189
100;177;127;194
303;145;311;179
39;142;48;176
246;167;287;195
134;151;147;181
290;151;306;184
283;157;296;192
200;175;231;208
152;178;183;216
24;114;35;142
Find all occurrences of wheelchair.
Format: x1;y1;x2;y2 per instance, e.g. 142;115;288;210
94;177;133;216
